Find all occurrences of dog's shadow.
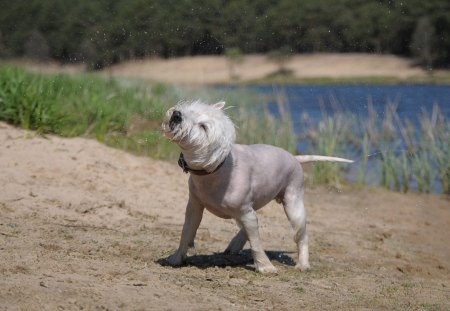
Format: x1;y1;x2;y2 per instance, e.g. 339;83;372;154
157;249;295;270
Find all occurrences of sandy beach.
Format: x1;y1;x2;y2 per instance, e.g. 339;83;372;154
1;121;449;310
9;53;444;85
105;53;429;84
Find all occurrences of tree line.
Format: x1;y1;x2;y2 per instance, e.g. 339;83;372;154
0;0;448;69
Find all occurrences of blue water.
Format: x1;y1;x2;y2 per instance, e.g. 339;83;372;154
220;84;450;192
257;84;450;126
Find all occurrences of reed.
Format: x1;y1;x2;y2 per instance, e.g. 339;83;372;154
155;83;299;153
1;67;447;193
295;100;448;194
231;89;297;153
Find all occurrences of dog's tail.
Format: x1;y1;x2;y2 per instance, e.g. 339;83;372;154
295;155;354;164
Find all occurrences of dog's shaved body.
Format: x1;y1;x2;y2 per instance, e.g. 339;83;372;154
162;100;352;273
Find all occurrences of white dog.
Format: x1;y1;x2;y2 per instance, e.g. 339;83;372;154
162;100;352;273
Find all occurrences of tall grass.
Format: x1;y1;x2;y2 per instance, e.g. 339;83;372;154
260;87;448;194
0;66;296;161
295;101;449;194
231;88;297;153
370;104;448;194
1;67;447;193
0;66;178;159
148;83;298;153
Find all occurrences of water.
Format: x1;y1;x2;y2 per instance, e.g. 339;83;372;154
257;84;450;127
222;84;450;192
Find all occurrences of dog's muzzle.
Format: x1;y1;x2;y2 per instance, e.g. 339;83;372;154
169;110;182;130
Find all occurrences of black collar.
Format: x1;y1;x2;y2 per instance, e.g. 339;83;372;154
178;153;226;176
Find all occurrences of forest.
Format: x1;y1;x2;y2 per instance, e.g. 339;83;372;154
0;0;449;69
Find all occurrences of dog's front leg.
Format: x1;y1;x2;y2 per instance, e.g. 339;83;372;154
166;195;204;266
239;210;277;273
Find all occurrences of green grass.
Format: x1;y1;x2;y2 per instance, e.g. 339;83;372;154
1;66;448;193
0;65;179;159
0;66;296;160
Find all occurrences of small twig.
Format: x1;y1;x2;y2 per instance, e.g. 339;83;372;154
9;197;24;202
63;218;78;222
0;231;17;237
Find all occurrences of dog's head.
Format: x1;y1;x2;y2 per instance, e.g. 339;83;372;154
162;100;236;171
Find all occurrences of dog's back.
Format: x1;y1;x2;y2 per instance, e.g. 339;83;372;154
232;144;304;209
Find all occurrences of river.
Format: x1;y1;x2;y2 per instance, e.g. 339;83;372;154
228;84;450;192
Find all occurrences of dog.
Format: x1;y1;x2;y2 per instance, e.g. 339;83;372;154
161;100;353;273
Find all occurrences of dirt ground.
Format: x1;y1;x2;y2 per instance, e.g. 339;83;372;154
0;121;449;310
8;53;440;85
104;53;428;84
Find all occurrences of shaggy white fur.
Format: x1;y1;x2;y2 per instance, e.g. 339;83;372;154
162;100;235;172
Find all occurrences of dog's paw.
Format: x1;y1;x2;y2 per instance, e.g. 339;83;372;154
165;252;185;267
294;263;310;272
256;264;278;274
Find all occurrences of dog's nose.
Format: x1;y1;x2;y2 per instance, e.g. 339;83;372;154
169;110;182;129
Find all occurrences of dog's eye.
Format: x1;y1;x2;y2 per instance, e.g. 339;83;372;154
199;123;208;132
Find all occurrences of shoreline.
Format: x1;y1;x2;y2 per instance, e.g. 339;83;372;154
104;53;450;85
3;53;450;85
240;73;450;86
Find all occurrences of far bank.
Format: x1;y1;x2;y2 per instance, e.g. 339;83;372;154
3;53;450;85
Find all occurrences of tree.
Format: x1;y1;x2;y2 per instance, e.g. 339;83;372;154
24;30;50;61
76;38;100;70
0;0;449;68
411;17;436;70
225;47;244;81
0;31;6;57
268;46;293;75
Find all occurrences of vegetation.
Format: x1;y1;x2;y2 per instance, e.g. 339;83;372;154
0;66;294;160
0;0;449;69
0;67;447;193
247;73;450;86
267;46;294;76
0;66;177;158
296;101;449;194
224;47;244;81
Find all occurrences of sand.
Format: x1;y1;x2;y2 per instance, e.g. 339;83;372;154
103;53;429;84
9;53;436;85
1;121;449;310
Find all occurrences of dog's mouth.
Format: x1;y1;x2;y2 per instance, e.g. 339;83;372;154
162;121;178;138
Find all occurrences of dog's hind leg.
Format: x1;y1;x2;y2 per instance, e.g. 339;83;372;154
224;226;247;254
282;189;310;271
239;210;277;273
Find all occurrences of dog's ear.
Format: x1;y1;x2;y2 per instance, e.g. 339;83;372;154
212;101;226;110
